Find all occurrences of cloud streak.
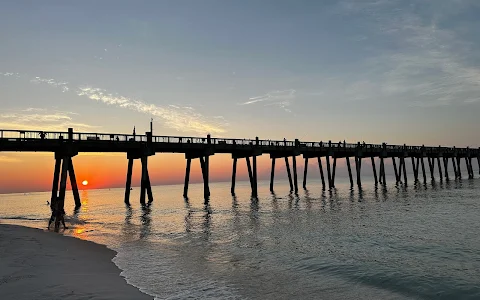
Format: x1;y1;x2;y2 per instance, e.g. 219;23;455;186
0;108;97;131
241;89;295;113
31;76;69;92
334;0;480;107
76;86;226;134
2;72;227;134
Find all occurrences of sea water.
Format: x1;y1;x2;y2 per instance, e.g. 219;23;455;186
1;177;480;300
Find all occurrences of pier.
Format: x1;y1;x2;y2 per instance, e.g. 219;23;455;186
1;128;479;229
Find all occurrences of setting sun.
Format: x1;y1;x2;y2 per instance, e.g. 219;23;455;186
82;180;88;186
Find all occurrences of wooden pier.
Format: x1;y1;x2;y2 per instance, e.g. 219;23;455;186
1;128;478;229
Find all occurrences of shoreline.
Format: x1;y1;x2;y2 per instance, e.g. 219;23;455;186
0;223;153;300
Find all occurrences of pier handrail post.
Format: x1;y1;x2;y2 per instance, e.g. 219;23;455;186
68;128;73;142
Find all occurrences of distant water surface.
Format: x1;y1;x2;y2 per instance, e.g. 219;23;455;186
1;178;480;300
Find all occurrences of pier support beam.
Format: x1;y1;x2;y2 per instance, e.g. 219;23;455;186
285;157;294;192
466;157;473;179
51;153;81;226
331;157;337;188
140;157;147;206
145;163;153;204
401;157;408;185
428;157;435;181
317;157;325;189
55;156;70;231
443;157;449;181
183;158;191;198
398;158;403;183
470;158;474;178
252;155;258;197
269;158;275;193
302;158;308;189
392;157;399;183
67;157;81;209
292;156;298;193
437;157;443;181
421;157;427;184
371;157;378;185
411;157;418;182
346;157;354;186
200;156;210;199
456;157;462;179
124;158;134;205
355;157;362;186
231;158;237;195
379;157;386;185
478;156;480;175
326;155;332;188
452;157;458;179
51;158;61;209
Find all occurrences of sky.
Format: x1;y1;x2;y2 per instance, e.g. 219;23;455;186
1;0;480;193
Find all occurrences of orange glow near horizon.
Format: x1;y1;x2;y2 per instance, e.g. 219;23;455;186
0;152;286;194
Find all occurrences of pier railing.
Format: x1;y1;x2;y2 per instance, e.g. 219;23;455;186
0;129;476;153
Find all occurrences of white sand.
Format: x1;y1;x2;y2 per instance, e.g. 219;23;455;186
0;224;152;300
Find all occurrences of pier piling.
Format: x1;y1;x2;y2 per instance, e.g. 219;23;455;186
443;157;449;181
54;156;70;231
411;157;418;182
51;157;61;208
428;157;435;181
183;158;191;198
231;157;237;195
331;157;337;188
401;157;407;185
437;157;443;181
317;157;325;188
302;157;308;189
452;157;458;179
392;157;399;183
67;157;81;208
124;158;134;205
292;156;298;193
456;157;462;179
379;157;386;185
140;157;147;206
371;157;378;185
421;157;427;184
199;156;210;199
326;155;332;188
285;157;294;192
346;157;353;186
269;158;275;193
252;155;258;197
355;157;362;186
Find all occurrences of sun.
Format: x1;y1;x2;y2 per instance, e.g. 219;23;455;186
82;180;89;186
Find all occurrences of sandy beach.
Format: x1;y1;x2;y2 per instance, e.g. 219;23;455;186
0;223;152;300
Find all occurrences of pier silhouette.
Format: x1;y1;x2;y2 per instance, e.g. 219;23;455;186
1;128;478;230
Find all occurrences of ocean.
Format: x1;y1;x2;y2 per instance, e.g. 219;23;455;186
1;177;479;300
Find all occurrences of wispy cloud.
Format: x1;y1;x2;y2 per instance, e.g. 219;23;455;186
329;0;480;107
0;108;97;131
30;76;69;92
2;72;227;134
241;89;295;112
77;86;226;134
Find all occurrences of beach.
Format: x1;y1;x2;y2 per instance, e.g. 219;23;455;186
0;223;152;300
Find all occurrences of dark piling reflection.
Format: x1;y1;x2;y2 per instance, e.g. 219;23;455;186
202;203;212;238
139;205;151;239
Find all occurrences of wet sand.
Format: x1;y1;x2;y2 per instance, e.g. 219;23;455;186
0;223;152;300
